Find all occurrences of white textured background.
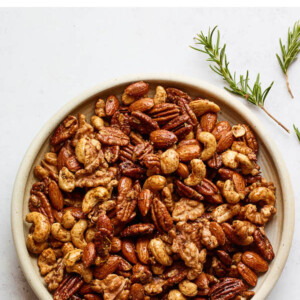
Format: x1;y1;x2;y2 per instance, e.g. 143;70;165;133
1;8;299;299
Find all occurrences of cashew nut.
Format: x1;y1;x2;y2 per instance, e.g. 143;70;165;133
91;115;105;130
222;180;245;204
179;280;198;297
25;212;50;243
51;223;71;242
82;186;110;214
143;175;167;191
168;289;186;300
236;153;255;175
71;219;88;249
222;150;239;169
38;248;57;275
61;210;76;229
212;204;241;223
58;167;75;192
148;238;173;266
154;86;167;104
66;262;93;283
189;99;220;116
85;227;96;243
184;159;206;186
26;234;48;254
197;132;217;161
232;124;246;138
160;148;179;174
248;187;275;206
63;249;83;267
62;242;75;256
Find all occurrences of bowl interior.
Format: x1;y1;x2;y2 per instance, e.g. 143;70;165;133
17;77;289;300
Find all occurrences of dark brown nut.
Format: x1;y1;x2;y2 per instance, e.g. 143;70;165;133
175;180;204;201
178;98;198;127
132;142;153;162
149;103;180;125
84;294;102;300
51;115;78;146
130;283;145;300
242;251;269;273
212;121;231;140
136;237;150;264
216;250;232;266
120;161;146;179
57;141;81;172
176;144;201;162
125;81;149;97
48;180;64;211
111;110;131;135
82;242;96;268
189;99;220;117
79;283;93;295
129;98;154;112
242;124;258;153
122;239;138;264
200;113;218;132
30;191;55;224
166;87;192;103
150;130;178;149
111;237;122;253
208;277;247;300
103;145;120;164
217;131;234;153
53;274;84;300
162;114;193;139
120;223;155;237
118;256;133;271
210;222;226;246
176;163;189;179
207;153;223;169
97;127;129;146
129;111;160;135
237;262;257;287
221;223;242;246
151;197;173;232
93;255;120;279
253;229;275;261
105;95;119;116
196;179;218;196
138;189;153;217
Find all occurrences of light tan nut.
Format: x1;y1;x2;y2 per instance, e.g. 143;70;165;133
63;249;83;267
240;204;276;225
122;93;136;105
232;124;246;138
61;211;76;229
232;220;256;246
160;149;179;174
66;262;93;283
51;223;71;242
26;234;48;254
189;99;220;116
184;159;206;186
91;115;105;130
82;186;110;214
143;175;167;191
212;204;241;223
197;132;217;161
95;99;106;117
38;248;57;276
222;180;245;204
154;86;167;104
168;289;186;300
44;258;64;291
221;150;239;169
200;220;219;250
25;212;50;243
71;219;88;249
62;242;75;256
58;167;75;192
148;238;173;266
248;187;275;206
179;280;198;297
172;198;204;222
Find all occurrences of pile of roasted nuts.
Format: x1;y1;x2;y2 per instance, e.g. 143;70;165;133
25;81;277;300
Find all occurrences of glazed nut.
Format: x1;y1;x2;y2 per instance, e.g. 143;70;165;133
184;159;206;186
242;251;269;273
148;238;173;266
105;95;119;116
160;148;180;174
82;242;96;268
189;99;220;116
91;115;104;130
154;86;167;104
237;262;257;287
61;211;76;229
82;186;110;214
168;289;186;300
232;124;246;138
176;162;190;179
125;81;149;97
197;131;217;161
136;237;150;264
63;249;83;267
176;143;201;162
51;223;71;242
48;180;64;211
25;212;50;243
150;129;178;149
143;175;167;191
71;219;88;250
58;167;75;192
26;234;48;254
179;280;198;297
122;239;138;264
129;98;154;112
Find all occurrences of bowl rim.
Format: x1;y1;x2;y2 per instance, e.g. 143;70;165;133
11;73;295;300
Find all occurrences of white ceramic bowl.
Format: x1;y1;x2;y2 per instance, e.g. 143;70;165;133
11;74;294;300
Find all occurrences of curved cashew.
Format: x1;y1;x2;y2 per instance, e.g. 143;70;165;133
143;175;167;191
51;223;71;242
25;212;50;243
236;153;255;175
66;262;93;283
222;180;244;204
63;249;83;267
26;234;48;254
148;238;173;266
184;159;206;186
61;210;76;229
221;150;239;169
168;290;186;300
85;227;96;243
82;186;109;214
58;167;75;192
62;242;75;256
248;187;275;206
197;132;217;161
211;204;241;223
189;99;220;116
71;219;88;249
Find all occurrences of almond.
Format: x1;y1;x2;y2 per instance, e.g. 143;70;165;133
212;121;231;140
242;251;268;273
82;242;96;268
138;189;153;217
200;112;218;132
176;144;201;162
136;237;150;264
48;180;64;210
121;239;138;264
105;95;119;116
217;131;234;153
125;81;149;97
129;98;154;112
93;255;120;279
237;262;257;287
150;129;177;149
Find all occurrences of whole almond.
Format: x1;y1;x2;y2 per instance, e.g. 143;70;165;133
150;130;178;149
200;112;217;132
242;251;268;273
237;262;257;287
210;222;226;246
176;162;189;179
129;98;154;112
212;121;231;140
121;239;138;264
93;255;120;279
160;148;179;174
138;189;153;217
176;144;201;162
82;242;96;268
48;180;64;211
105;95;119;116
216;131;234;153
125;81;149;97
111;237;122;253
84;294;102;300
136;237;150;264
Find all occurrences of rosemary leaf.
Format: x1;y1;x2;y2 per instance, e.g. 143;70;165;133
293;124;300;142
191;26;289;133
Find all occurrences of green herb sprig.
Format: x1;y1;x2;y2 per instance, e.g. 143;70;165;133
276;21;300;98
293;124;300;142
191;26;289;133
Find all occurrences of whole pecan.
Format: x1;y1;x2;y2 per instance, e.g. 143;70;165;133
138;189;153;217
120;223;155;237
129;111;159;135
253;228;275;261
149;103;180;125
140;153;161;174
151;197;173;232
111;110;131;135
97;127;130;146
175;180;204;201
53;274;84;300
207;153;222;169
132;142;153;162
166;87;192;103
30;190;55;223
178;98;198;127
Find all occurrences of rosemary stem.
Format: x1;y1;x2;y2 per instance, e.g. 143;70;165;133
285;71;294;99
259;105;290;133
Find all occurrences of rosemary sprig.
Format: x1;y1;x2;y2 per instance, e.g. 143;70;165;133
293;124;300;142
191;26;289;133
276;21;300;98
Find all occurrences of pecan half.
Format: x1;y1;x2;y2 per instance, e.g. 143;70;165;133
175;180;204;201
111;110;131;135
120;223;155;237
151;197;173;232
166;87;192;103
53;274;83;300
129;111;159;135
149;103;180;125
253;229;275;261
51;116;78;146
97;127;129;146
